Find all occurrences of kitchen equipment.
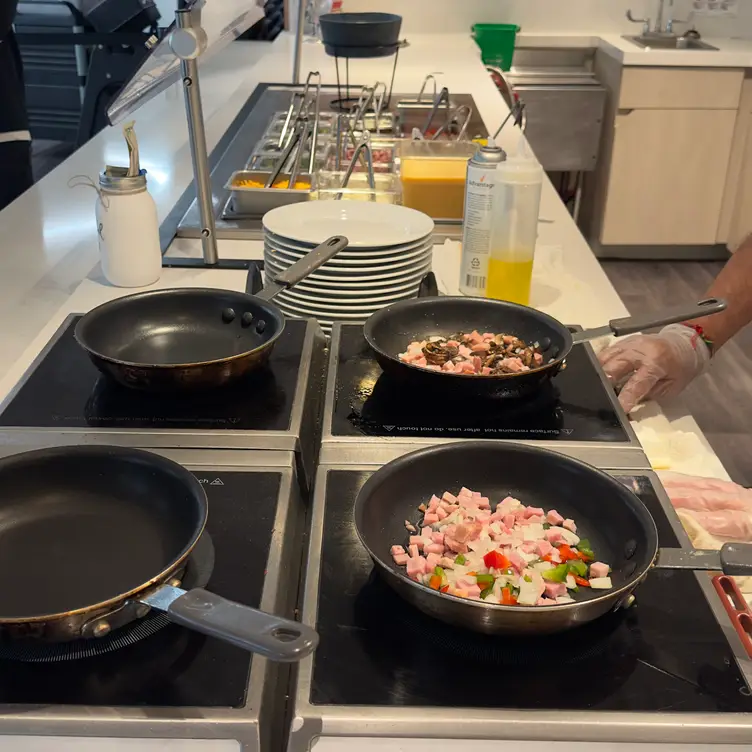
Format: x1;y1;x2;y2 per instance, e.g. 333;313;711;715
0;316;326;491
485;144;544;305
319;322;646;468
495;48;607;172
262;200;433;247
0;449;307;750
319;12;402;57
225;170;313;217
95;121;161;288
471;22;520;70
354;441;752;635
399;139;478;220
74;236;348;391
290;464;752;751
363;296;726;399
262;202;433;334
460;138;506;297
314;172;401;203
0;445;317;659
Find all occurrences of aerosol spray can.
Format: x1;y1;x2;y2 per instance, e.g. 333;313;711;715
460;138;506;297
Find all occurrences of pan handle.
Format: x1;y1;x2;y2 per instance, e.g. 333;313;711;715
655;542;752;576
577;298;727;341
139;585;318;662
257;235;349;301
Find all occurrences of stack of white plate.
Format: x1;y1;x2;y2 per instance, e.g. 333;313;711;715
262;202;435;334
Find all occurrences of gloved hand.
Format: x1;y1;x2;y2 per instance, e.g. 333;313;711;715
597;323;711;413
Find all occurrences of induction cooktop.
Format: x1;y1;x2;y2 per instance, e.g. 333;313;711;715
288;466;752;751
0;450;304;752
318;324;648;469
0;315;327;487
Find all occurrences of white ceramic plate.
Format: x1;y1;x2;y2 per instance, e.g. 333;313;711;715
281;273;427;296
265;242;432;269
262;201;434;247
264;229;433;257
265;255;432;283
276;298;378;320
280;284;420;309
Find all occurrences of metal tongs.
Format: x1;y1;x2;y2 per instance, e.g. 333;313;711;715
278;92;304;149
421;86;451;137
335;132;375;201
431;104;472;141
494;100;526;139
302;71;321;174
265;117;308;189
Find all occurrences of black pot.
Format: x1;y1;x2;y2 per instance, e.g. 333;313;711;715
320;12;402;56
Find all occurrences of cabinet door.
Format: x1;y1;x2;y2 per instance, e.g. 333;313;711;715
601;108;737;246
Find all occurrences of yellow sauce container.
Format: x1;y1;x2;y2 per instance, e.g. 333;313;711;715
398;141;477;220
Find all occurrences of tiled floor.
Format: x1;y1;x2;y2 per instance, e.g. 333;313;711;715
602;259;752;486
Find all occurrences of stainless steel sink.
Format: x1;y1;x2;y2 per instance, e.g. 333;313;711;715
623;34;718;51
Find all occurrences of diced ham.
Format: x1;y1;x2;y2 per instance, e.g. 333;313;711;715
445;536;468;554
535;539;554;557
442;491;458;504
508;551;526;573
589;561;610;579
409;536;424;548
544;581;567;599
432;531;445;545
520;542;537;554
524;506;545;518
425;543;444;555
424;513;439;525
390;545;405;556
453;520;483;543
409;544;419;558
393;553;409;565
562;518;577;533
427;496;440;512
459;487;473;498
406;556;427;579
471;491;482;498
537;597;556;606
545;528;564;544
503;513;516;529
425;552;441;570
478;496;491;509
546;509;564;526
439;557;455;569
436;506;448;520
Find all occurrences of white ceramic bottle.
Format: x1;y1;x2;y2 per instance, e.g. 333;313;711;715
96;168;162;288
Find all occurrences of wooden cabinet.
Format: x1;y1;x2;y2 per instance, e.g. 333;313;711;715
601;108;737;246
580;56;745;252
718;77;752;251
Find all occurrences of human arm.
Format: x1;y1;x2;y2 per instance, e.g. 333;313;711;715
599;235;752;413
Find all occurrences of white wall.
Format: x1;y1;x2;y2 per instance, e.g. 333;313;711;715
341;0;752;38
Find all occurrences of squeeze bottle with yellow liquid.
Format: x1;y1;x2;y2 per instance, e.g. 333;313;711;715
486;141;542;306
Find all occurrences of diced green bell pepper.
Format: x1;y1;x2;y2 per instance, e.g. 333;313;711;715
542;563;569;582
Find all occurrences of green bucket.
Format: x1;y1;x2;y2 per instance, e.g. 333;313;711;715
471;23;520;71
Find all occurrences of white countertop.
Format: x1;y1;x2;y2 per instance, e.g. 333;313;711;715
0;30;729;481
517;30;752;67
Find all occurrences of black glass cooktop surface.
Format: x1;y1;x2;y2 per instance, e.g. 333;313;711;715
310;471;752;712
0;317;307;431
331;325;629;442
0;471;279;707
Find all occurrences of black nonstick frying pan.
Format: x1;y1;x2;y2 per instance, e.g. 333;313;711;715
0;446;318;661
363;296;726;399
75;236;348;391
354;442;752;636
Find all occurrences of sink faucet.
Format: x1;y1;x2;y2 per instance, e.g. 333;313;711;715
627;0;679;35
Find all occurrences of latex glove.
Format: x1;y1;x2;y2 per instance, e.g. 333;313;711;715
597;323;710;413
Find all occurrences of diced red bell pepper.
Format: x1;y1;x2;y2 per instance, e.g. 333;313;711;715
501;587;518;605
574;575;591;587
558;544;581;562
483;550;511;570
440;585;449;593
